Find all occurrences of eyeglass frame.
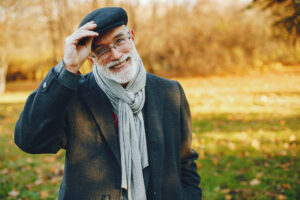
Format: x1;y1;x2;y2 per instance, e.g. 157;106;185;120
90;31;132;60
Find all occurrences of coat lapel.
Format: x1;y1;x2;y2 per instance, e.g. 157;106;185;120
79;73;164;193
80;73;121;166
144;73;164;196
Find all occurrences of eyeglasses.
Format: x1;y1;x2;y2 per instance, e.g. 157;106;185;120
92;32;131;60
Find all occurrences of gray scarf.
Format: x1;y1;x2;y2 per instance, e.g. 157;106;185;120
93;60;148;200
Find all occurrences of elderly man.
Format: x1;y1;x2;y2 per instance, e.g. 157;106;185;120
14;7;202;200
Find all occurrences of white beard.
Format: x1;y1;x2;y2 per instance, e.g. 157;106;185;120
93;45;140;84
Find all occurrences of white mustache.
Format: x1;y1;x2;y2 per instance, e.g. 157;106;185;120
103;53;131;69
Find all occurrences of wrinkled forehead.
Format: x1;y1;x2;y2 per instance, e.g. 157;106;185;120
92;25;128;49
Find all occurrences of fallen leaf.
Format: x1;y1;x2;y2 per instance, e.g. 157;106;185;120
50;166;57;174
250;178;260;186
281;162;291;169
225;194;232;200
42;156;56;163
278;194;287;200
241;181;247;186
238;152;245;158
11;155;19;161
34;178;43;185
227;142;235;150
8;189;19;198
51;177;59;185
251;139;260;150
196;163;202;168
199;150;205;159
1;169;9;175
40;191;48;199
212;159;218;166
282;183;291;189
221;189;230;194
261;95;268;102
256;172;264;178
289;135;296;142
280;150;287;156
264;162;270;167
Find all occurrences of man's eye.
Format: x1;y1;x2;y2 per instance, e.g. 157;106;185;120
96;48;108;54
115;38;125;44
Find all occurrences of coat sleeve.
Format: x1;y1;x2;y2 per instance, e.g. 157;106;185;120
14;61;80;154
177;82;202;200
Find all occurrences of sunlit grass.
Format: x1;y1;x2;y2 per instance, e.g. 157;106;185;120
1;69;300;199
176;69;300;199
0;92;32;104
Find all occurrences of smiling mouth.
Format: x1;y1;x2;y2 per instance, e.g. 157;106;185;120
110;58;130;71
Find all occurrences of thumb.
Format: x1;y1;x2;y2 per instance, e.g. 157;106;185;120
85;37;94;51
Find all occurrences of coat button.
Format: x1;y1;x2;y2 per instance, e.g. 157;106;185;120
42;82;47;88
153;191;157;195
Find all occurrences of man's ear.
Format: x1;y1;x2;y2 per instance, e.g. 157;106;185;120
130;29;135;42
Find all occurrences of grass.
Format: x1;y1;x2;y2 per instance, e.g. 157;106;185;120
1;69;300;199
177;69;300;200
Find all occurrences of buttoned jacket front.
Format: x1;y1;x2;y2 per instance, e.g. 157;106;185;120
15;62;202;200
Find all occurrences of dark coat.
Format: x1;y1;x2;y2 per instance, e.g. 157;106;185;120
14;63;202;200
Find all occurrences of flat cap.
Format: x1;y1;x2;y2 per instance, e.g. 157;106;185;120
79;7;128;33
78;7;128;45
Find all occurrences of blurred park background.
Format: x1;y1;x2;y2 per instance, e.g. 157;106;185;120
0;0;300;199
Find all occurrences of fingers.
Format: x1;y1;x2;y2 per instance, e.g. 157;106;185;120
66;21;99;45
75;29;98;41
80;21;97;30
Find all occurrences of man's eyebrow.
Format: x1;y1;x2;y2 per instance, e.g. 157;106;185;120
93;44;105;50
113;32;126;39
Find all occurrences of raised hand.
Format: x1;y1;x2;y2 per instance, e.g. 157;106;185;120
63;21;99;73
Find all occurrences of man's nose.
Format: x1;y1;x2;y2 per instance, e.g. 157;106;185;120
110;47;122;61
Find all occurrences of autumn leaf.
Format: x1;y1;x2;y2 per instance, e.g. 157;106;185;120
196;162;202;168
42;156;57;163
8;189;20;198
1;168;9;175
251;139;260;150
278;194;287;200
221;189;230;194
279;120;285;126
256;172;263;178
51;177;59;185
289;135;296;142
212;158;218;166
282;183;291;189
281;162;291;170
40;191;48;199
250;178;260;186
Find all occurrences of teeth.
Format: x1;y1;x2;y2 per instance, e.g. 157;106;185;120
111;60;127;69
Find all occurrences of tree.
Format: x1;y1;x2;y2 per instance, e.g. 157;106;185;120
0;0;21;93
247;0;300;45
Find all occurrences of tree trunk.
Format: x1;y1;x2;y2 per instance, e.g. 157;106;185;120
0;54;8;94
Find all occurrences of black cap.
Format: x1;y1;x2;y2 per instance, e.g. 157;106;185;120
78;7;128;45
